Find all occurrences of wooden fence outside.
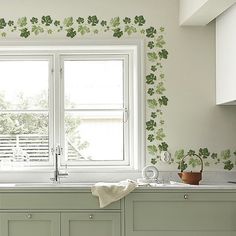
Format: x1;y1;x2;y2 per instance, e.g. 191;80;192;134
0;134;82;162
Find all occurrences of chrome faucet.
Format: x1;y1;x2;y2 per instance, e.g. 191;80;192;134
50;145;68;183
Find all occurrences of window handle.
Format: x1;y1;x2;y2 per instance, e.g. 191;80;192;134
123;108;129;123
56;145;63;155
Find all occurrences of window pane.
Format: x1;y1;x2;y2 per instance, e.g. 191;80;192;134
0;113;49;164
65;112;124;162
64;60;123;109
0;60;49;110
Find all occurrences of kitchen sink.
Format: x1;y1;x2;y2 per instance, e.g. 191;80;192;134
0;182;95;188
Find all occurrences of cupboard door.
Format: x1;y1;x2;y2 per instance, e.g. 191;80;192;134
61;212;120;236
0;212;60;236
125;192;236;236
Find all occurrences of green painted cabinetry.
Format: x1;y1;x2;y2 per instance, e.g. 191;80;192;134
0;191;121;236
1;188;236;236
0;212;60;236
61;212;120;236
125;191;236;236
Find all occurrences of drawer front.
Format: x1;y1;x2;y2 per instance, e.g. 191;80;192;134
127;192;236;202
61;212;120;236
125;192;236;236
0;193;120;210
0;212;60;236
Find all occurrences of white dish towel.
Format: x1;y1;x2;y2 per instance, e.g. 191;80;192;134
91;179;137;208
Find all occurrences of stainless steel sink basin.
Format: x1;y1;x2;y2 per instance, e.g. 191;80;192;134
0;183;17;187
0;182;94;188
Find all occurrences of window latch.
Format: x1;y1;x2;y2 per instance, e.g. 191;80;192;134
123;108;129;123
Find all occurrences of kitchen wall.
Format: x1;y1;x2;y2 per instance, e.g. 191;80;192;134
0;0;236;172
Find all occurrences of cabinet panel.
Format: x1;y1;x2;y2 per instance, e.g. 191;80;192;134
216;3;236;105
61;212;120;236
125;192;236;236
0;212;60;236
0;193;120;210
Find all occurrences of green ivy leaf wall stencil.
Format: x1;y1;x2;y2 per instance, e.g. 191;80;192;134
0;15;235;171
174;148;236;171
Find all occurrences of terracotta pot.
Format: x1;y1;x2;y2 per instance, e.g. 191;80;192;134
178;172;202;185
178;154;203;185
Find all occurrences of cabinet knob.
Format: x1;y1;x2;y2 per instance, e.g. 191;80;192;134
184;193;189;200
26;214;32;219
89;214;94;219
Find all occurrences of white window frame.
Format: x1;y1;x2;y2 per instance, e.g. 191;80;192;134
60;54;129;167
0;54;54;167
0;40;145;182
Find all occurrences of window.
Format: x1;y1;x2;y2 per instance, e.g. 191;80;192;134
0;44;143;174
0;56;53;167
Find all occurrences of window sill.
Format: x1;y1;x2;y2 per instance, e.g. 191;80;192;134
0;166;142;183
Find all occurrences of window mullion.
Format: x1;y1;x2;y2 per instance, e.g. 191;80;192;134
48;55;54;166
64;108;126;112
0;110;48;113
123;55;130;167
58;54;66;166
53;53;62;167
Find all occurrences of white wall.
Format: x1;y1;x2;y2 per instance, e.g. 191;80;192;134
0;0;236;172
216;3;236;104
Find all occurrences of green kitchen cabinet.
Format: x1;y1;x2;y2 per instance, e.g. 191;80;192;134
0;191;121;236
1;188;236;236
61;212;120;236
125;191;236;236
0;212;60;236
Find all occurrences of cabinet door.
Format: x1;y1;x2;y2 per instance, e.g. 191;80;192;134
125;192;236;236
0;212;60;236
61;212;120;236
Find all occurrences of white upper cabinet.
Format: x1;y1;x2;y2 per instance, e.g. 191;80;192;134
216;3;236;105
179;0;236;26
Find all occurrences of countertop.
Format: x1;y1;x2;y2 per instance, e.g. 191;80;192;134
0;182;236;192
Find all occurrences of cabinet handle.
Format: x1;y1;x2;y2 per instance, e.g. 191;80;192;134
26;214;32;219
89;214;94;219
184;193;189;200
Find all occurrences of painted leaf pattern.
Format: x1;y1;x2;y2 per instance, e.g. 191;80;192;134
0;15;234;170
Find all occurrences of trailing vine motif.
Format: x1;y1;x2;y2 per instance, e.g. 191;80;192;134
175;148;236;171
0;15;235;171
0;15;169;166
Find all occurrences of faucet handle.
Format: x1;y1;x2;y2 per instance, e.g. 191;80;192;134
58;164;68;178
58;173;68;178
50;177;56;182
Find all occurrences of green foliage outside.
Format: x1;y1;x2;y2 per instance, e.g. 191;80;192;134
0;91;88;153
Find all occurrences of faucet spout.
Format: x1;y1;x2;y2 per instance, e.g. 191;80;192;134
50;145;68;183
